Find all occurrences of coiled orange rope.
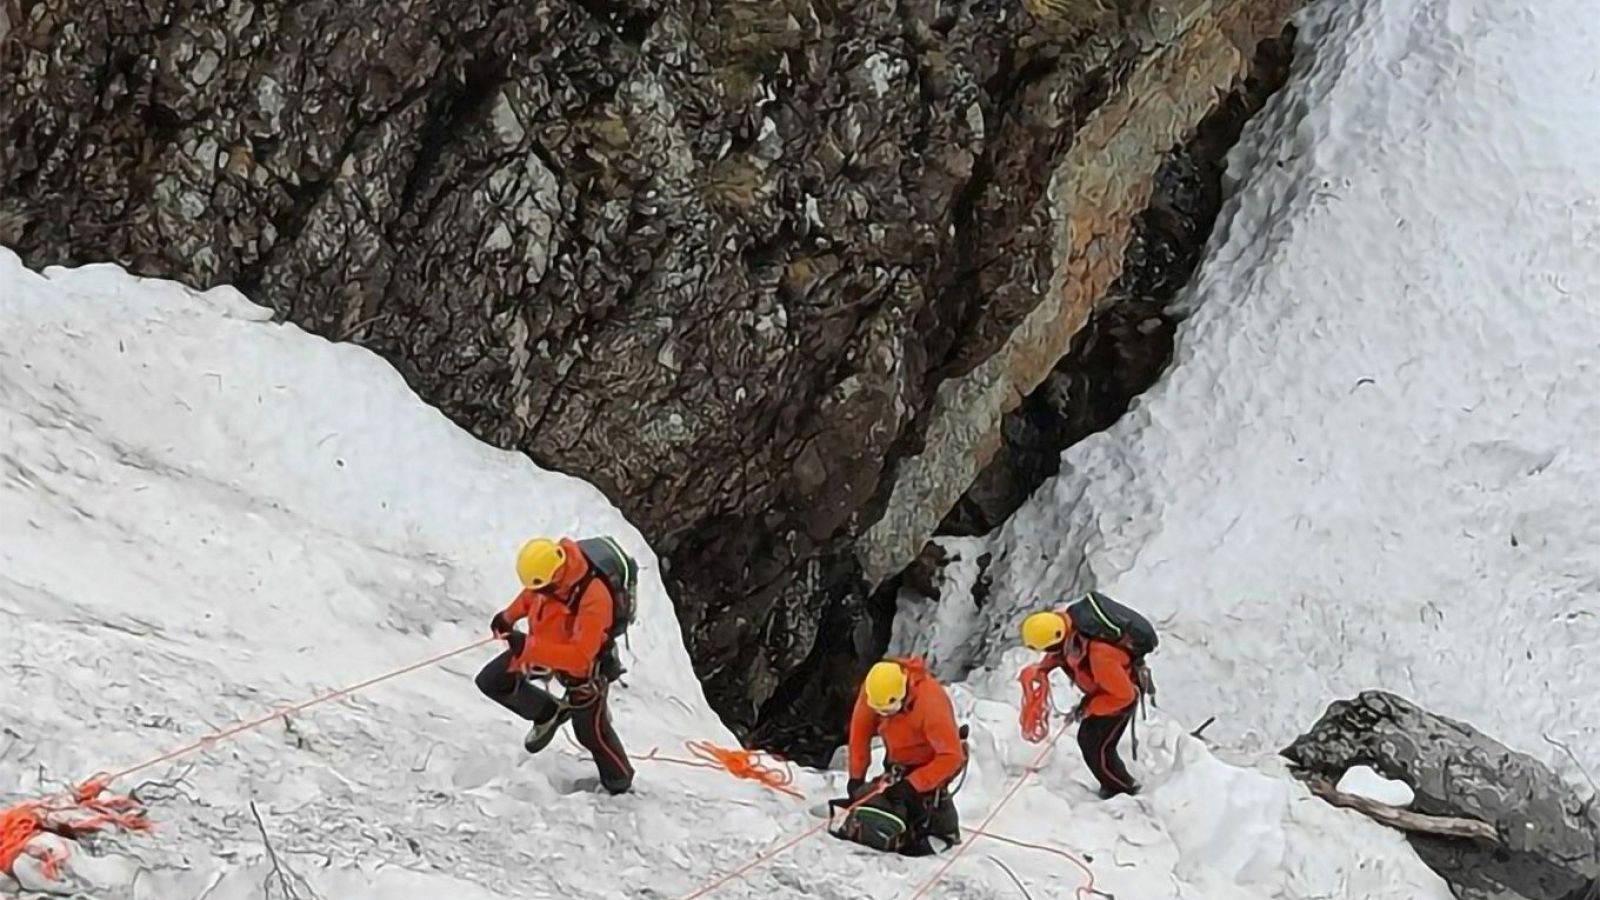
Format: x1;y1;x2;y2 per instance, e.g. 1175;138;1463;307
1019;662;1053;743
1;636;494;880
0;781;150;879
636;741;805;799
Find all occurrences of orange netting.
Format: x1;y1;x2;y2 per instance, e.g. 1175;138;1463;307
0;780;151;879
1019;662;1053;743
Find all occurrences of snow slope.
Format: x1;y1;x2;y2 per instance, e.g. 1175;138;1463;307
913;0;1600;785
0;0;1527;894
0;248;1450;899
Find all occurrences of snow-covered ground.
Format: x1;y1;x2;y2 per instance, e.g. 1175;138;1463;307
910;0;1600;791
0;247;1452;900
0;244;1450;899
7;0;1578;895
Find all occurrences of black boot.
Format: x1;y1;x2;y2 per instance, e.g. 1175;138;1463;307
524;705;572;754
1098;782;1141;800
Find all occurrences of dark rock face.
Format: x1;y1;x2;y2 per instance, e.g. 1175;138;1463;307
1;0;1300;746
1284;691;1600;900
940;28;1295;537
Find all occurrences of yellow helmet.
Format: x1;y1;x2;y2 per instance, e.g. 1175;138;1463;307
1021;610;1069;651
516;538;567;589
863;661;910;715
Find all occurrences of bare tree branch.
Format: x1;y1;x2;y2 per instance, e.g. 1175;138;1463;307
130;764;196;804
1304;778;1500;842
1543;732;1600;799
1542;732;1600;900
249;801;319;900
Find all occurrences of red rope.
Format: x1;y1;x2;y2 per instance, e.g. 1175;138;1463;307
0;781;151;878
93;636;496;785
682;741;805;799
672;784;887;900
973;828;1103;899
674;818;831;900
3;635;495;880
903;718;1071;899
1019;662;1053;744
6;631;1099;900
571;736;809;801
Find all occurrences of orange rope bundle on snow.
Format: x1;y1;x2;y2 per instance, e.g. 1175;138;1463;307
0;633;1098;900
638;741;805;799
0;637;494;883
0;780;150;880
0;803;53;877
1019;662;1053;743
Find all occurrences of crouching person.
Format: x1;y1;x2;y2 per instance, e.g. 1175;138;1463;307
836;657;967;856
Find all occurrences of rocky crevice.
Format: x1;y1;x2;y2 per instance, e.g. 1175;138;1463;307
754;15;1302;762
2;0;1301;758
940;26;1295;536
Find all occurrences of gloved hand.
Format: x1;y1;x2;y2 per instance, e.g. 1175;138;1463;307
846;778;867;799
490;611;512;637
884;778;920;808
504;628;527;658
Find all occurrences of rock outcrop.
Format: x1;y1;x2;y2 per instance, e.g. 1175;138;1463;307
1284;691;1600;900
1;0;1299;750
937;33;1292;536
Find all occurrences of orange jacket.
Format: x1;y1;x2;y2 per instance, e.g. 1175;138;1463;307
1043;633;1138;718
498;538;614;679
847;657;966;794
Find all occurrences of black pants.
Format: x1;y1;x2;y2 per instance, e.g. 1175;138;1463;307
913;788;960;849
475;650;634;794
1078;708;1136;796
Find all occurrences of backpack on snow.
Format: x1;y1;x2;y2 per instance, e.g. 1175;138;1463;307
830;791;912;854
568;536;639;651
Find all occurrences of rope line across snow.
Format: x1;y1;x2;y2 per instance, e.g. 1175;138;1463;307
2;633;1098;899
0;635;495;881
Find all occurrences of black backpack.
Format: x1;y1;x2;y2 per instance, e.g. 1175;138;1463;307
1065;590;1158;662
831;793;911;854
569;536;639;646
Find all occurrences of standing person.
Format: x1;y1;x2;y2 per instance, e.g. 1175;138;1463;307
1020;592;1156;799
842;657;967;854
476;536;637;795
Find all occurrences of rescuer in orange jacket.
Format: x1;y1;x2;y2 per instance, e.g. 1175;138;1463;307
475;537;634;794
845;657;966;852
1021;610;1140;798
